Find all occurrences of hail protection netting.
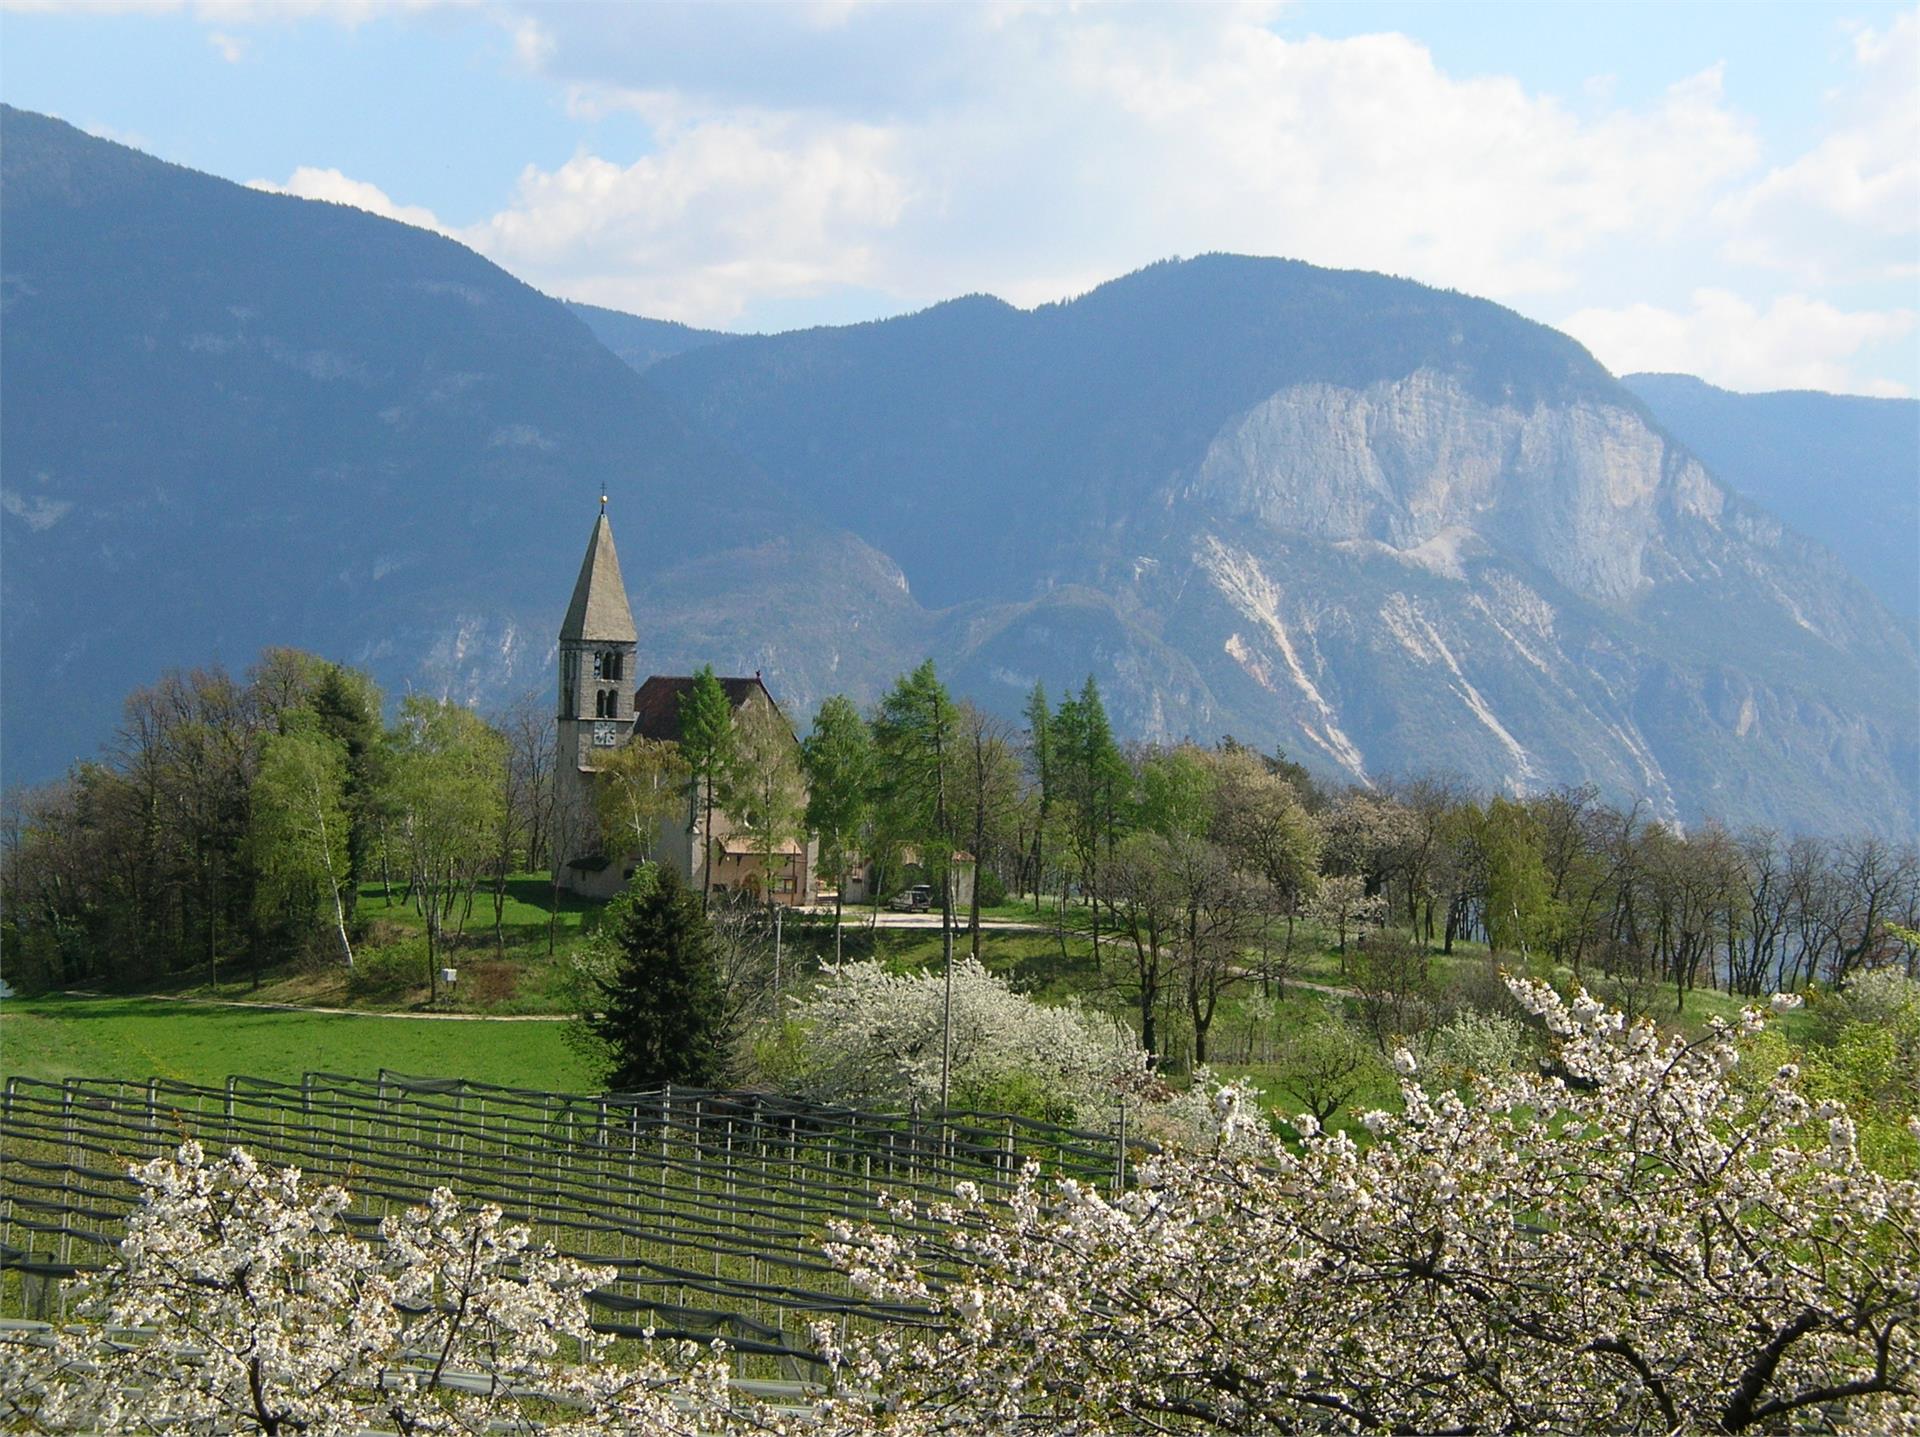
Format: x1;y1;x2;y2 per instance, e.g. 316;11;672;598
0;1071;1141;1371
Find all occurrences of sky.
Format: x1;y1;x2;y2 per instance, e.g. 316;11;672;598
4;0;1917;396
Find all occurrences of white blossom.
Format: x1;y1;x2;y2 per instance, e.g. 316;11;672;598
813;976;1920;1434
11;978;1918;1436
761;956;1146;1121
0;1143;743;1436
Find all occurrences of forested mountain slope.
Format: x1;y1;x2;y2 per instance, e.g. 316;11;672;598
565;302;739;374
1623;372;1919;619
3;105;1911;836
645;259;1917;836
0;107;928;783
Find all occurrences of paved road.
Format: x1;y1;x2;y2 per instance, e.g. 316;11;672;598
805;909;1056;932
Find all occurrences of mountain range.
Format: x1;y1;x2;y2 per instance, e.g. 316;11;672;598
1617;372;1917;621
3;105;1915;837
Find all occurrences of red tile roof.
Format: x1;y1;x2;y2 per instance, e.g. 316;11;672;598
631;674;794;743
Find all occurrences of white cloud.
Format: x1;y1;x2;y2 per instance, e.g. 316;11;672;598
468;8;1763;329
247;167;452;236
1714;10;1918;285
461;114;908;323
26;0;1914;391
206;29;247;62
0;0;473;16
1562;289;1916;396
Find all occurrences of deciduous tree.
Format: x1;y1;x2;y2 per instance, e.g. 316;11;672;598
720;694;807;910
390;695;504;1003
248;721;354;970
820;983;1920;1434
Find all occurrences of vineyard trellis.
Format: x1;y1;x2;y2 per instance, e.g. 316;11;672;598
0;1071;1142;1372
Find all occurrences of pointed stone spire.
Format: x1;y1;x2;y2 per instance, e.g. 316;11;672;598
559;504;637;643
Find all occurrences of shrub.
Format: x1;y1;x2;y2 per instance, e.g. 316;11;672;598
1273;1010;1383;1124
757;957;1145;1123
1420;1009;1532;1082
343;943;419;1000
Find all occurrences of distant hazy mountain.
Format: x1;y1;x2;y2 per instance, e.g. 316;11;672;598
566;302;739;373
0;106;925;783
4;106;1912;837
1623;372;1918;620
644;259;1917;836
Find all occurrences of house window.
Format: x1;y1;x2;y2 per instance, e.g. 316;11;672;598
595;689;619;719
606;652;623;681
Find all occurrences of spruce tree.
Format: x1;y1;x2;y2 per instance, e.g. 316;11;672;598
589;863;728;1089
802;694;875;959
678;665;735;907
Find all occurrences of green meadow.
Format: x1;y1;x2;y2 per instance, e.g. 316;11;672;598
0;993;596;1091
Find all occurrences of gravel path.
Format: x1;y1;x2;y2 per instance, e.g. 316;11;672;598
59;990;569;1022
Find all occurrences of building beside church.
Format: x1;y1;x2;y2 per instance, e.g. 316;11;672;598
555;505;819;904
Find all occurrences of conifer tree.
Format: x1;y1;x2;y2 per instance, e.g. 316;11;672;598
678;665;734;907
1055;676;1129;964
873;660;960;1105
803;694;875;959
1023;681;1052;904
587;864;727;1089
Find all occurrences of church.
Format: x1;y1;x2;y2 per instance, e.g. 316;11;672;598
554;503;820;904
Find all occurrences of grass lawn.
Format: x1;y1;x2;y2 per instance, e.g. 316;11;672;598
349;874;603;947
149;875;604;1017
0;993;599;1091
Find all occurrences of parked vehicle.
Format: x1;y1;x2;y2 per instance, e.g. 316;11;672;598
889;884;933;912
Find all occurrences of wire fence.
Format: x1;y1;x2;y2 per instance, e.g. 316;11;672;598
0;1071;1142;1372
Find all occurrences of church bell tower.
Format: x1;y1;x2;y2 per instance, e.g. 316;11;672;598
557;498;639;833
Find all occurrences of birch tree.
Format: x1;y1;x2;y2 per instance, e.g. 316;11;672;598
248;722;355;968
390;696;504;1004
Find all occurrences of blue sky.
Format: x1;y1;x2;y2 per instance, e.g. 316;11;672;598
5;1;1915;394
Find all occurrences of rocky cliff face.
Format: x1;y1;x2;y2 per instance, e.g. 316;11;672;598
1184;371;1847;615
649;286;1915;834
1114;371;1914;832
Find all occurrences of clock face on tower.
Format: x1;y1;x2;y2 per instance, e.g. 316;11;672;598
592;720;618;747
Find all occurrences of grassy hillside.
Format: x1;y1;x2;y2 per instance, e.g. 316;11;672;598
1;867;1835;1138
0;993;595;1090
